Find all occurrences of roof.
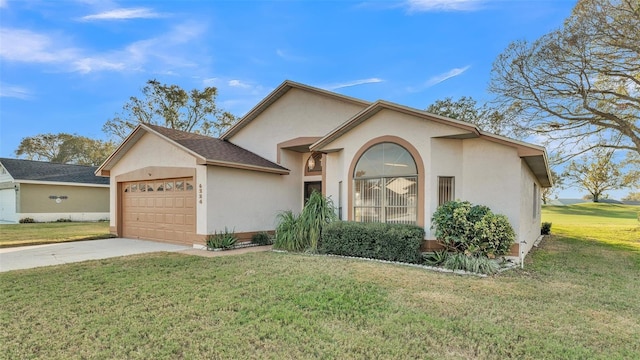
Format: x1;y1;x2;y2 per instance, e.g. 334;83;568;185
310;99;552;187
221;80;370;140
97;123;289;176
0;158;109;185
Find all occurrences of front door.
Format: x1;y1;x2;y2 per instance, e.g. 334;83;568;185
304;181;322;204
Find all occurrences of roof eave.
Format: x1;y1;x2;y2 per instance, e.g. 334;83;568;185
203;160;290;175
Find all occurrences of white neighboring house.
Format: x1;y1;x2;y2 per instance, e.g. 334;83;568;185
0;158;110;223
97;80;552;262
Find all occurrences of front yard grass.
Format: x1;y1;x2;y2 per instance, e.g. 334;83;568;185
0;204;638;359
0;222;113;248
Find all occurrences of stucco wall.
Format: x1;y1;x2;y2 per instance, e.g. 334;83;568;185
321;109;473;237
320;109;535;248
206;151;303;234
518;161;542;258
229;88;366;163
461;138;522;233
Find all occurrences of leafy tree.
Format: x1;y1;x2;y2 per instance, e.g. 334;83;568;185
541;169;564;204
425;96;514;136
622;192;640;201
489;0;640;158
563;148;634;202
103;79;238;142
15;133;115;166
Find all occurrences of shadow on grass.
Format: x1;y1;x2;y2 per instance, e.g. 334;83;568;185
543;204;639;220
0;234;117;248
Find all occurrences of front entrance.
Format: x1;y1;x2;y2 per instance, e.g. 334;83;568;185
304;181;322;204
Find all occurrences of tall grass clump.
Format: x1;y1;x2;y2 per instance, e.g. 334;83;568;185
273;191;337;252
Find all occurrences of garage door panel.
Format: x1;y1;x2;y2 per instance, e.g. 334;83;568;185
122;176;195;244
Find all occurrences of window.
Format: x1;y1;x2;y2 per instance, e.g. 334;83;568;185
165;181;174;191
176;181;184;191
438;177;455;206
353;142;418;225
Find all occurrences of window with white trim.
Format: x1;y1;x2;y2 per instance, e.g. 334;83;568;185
353;142;418;225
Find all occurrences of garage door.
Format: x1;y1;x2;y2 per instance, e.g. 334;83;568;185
122;177;196;244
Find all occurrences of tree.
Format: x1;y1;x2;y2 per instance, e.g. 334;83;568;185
563;148;634;202
541;169;564;204
489;0;640;159
103;79;237;142
425;96;514;136
622;192;640;201
15;133;115;166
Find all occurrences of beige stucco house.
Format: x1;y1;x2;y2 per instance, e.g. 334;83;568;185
0;158;109;223
97;80;551;262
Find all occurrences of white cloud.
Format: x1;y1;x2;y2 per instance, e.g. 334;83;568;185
0;0;8;8
80;7;162;21
425;65;470;86
405;0;484;12
0;28;79;63
228;79;251;89
406;65;471;92
322;78;384;90
276;49;306;62
0;21;208;74
0;83;32;99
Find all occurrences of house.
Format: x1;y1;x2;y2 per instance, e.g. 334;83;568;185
0;158;110;223
96;80;551;262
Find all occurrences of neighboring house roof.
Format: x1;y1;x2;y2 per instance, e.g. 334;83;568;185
97;123;289;176
0;158;109;185
310;99;552;187
221;80;371;140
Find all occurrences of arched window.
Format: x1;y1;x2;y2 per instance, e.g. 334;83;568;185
353;142;418;224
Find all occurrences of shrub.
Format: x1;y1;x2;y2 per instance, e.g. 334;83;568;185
19;217;35;223
541;222;552;235
206;228;238;250
423;250;448;266
319;221;424;264
442;253;500;275
431;200;515;258
273;191;337;252
251;232;273;245
55;218;72;223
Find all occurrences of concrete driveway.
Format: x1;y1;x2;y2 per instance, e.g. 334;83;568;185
0;238;190;272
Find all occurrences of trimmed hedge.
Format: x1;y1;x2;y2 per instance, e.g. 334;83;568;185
319;221;425;264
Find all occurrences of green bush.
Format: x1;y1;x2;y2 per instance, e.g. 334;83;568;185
422;250;448;266
442;253;500;275
55;218;72;223
206;228;238;250
19;217;35;223
273;191;337;252
431;201;515;258
541;222;552;235
319;221;424;264
251;232;273;245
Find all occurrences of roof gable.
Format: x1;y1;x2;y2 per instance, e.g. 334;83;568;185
97;124;289;176
311;100;480;151
0;158;109;185
221;80;370;140
310;99;552;187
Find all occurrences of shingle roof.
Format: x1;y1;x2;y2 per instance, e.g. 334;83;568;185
0;158;109;185
144;124;288;172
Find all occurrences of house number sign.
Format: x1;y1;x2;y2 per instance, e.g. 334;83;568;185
198;183;203;204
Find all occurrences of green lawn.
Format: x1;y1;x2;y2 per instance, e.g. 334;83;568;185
0;222;113;247
542;203;640;250
1;205;639;359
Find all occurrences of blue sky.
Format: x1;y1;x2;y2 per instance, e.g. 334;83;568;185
2;0;629;199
